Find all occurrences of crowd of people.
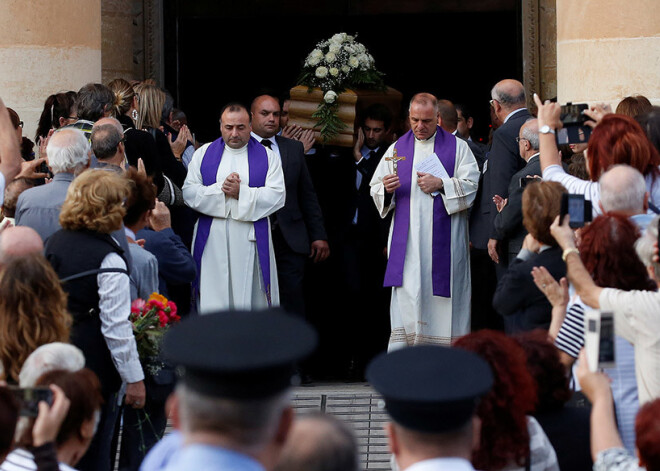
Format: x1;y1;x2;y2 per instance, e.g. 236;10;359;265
0;74;659;471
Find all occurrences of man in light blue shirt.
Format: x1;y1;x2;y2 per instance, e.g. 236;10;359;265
152;309;317;471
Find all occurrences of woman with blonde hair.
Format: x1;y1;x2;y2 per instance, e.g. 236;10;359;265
44;169;145;471
133;83;186;193
0;253;71;384
107;78;164;192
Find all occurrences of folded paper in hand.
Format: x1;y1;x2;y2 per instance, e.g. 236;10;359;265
415;154;449;196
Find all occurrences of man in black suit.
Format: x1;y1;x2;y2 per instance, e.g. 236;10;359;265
437;99;485;170
338;104;393;377
455;103;488;168
492;118;541;264
468;79;529;331
480;80;531;268
250;95;329;317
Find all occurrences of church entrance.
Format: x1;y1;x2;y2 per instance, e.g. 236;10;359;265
162;0;522;145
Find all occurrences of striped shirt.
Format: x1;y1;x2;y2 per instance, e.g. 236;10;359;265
555;297;639;452
0;448;75;471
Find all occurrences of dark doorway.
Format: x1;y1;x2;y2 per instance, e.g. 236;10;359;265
163;0;521;144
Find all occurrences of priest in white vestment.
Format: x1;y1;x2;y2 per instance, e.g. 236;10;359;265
370;93;479;350
183;104;285;313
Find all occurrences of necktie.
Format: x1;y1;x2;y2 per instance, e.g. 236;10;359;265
261;139;272;149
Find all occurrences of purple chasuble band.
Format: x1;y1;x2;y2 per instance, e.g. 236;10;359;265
383;126;456;297
192;137;272;305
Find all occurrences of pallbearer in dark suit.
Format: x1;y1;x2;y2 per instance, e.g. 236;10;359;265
337;104;393;378
250;95;329;317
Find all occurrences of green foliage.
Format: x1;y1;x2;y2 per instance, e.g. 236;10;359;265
312;102;347;143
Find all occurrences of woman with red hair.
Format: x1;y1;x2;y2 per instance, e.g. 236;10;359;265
454;330;559;471
534;94;660;217
515;330;592;471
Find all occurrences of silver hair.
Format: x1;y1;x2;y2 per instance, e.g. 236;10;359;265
177;383;291;452
19;342;85;386
635;215;660;280
491;84;526;107
599;164;647;213
15;342;86;441
46;128;90;174
521;118;539;150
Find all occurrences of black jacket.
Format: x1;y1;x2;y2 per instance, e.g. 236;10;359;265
492;245;566;333
470;109;531;248
273;135;327;254
493;154;541;259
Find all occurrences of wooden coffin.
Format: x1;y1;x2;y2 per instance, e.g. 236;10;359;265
288;85;403;147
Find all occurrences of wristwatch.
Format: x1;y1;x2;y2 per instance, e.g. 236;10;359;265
539;125;555;135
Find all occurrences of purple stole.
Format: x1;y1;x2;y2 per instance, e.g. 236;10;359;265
192;137;272;306
383;126;456;297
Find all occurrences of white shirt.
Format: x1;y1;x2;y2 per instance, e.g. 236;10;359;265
404;457;475;471
98;250;144;384
503;107;526;124
251;132;280;158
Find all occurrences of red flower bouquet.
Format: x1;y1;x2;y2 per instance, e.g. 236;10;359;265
130;293;180;374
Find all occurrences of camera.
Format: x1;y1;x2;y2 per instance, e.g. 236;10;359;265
556;102;592;146
560;193;592;228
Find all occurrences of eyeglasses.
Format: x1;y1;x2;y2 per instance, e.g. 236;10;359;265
489;99;499;108
515;137;528;143
18;121;23;128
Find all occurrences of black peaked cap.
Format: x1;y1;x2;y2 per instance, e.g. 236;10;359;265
366;345;493;433
163;308;318;399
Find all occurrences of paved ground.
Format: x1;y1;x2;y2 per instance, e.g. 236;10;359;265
156;382;391;470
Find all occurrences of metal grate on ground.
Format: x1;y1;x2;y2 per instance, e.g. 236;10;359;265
292;387;391;470
156;384;392;471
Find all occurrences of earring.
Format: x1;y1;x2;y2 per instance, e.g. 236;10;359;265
132;109;138;121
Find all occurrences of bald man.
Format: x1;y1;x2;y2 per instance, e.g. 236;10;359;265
468;79;530;331
91;117;127;171
474;79;531;267
599;164;651;229
274;414;358;471
0;226;43;267
492;118;541;264
250;94;328;317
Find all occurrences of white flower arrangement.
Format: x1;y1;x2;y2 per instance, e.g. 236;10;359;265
298;33;385;142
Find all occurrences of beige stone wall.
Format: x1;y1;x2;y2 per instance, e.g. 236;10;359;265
556;0;660;108
0;0;102;142
102;0;134;84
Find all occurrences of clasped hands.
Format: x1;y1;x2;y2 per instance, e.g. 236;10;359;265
222;172;241;199
383;172;443;194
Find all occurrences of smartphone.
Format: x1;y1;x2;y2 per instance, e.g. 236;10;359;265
584;310;616;372
556;103;592;145
598;312;616;369
519;176;539;189
560;193;593;228
8;386;53;417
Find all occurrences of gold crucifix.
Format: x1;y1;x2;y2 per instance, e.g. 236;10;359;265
385;148;406;175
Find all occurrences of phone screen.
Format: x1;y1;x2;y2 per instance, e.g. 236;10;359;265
599;315;615;364
568;195;584;225
9;386;53;417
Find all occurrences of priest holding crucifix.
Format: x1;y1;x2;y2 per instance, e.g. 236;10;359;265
370;93;479;350
183;103;285;313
